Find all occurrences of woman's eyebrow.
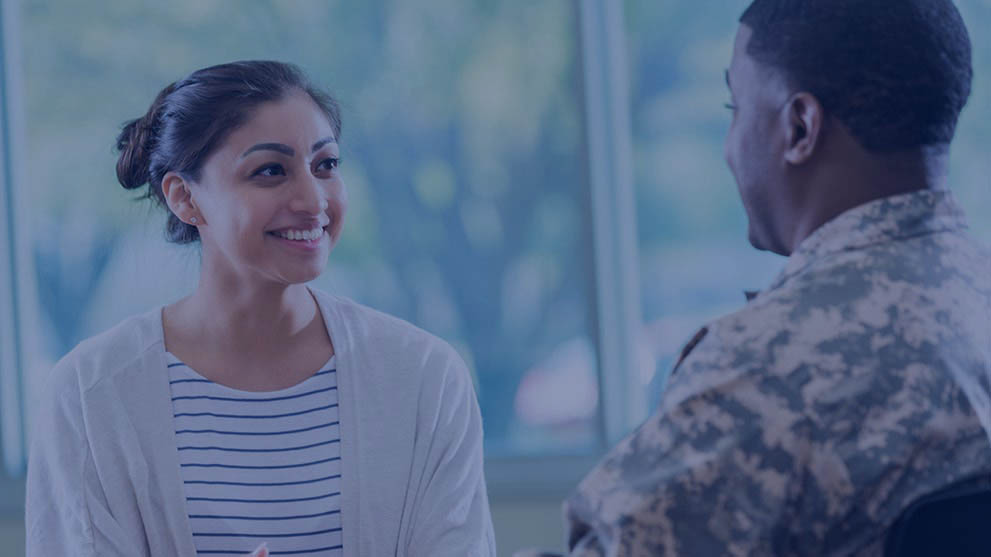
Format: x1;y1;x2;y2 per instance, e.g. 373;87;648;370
241;143;294;158
311;137;337;153
240;138;336;158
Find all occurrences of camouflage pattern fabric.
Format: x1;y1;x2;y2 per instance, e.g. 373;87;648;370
563;189;991;556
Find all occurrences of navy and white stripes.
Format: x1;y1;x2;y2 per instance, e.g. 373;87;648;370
167;353;343;556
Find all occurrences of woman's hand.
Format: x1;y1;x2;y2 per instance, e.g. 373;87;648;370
249;543;269;556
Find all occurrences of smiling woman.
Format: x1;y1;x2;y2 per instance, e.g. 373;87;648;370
24;60;495;557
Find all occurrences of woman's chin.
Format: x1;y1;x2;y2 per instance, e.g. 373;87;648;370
272;261;328;286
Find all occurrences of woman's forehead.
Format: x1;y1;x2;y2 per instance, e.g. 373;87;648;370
222;100;335;153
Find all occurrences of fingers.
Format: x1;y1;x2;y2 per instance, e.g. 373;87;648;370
250;543;269;557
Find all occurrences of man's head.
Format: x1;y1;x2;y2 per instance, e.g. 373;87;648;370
725;0;973;255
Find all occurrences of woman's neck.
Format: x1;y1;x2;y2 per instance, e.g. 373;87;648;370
172;273;318;353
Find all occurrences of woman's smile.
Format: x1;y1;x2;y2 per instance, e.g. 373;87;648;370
267;225;328;251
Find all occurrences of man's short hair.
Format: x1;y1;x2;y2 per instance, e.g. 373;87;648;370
740;0;972;153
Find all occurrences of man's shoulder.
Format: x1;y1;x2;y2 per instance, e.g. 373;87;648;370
783;226;990;308
673;229;991;418
717;229;990;342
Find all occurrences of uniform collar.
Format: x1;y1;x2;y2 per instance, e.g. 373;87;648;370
763;189;969;294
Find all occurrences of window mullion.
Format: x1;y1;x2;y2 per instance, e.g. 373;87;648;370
577;0;645;446
0;0;27;477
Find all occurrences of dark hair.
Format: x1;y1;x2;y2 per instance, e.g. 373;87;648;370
116;60;342;243
740;0;972;153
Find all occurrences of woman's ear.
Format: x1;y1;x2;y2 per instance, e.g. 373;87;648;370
783;92;825;165
162;172;203;225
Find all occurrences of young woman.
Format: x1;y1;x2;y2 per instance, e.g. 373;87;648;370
25;61;495;557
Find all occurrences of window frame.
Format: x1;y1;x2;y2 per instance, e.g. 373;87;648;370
0;0;646;500
577;0;644;450
0;0;27;480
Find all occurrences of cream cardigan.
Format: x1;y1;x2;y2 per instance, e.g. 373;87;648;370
26;289;496;556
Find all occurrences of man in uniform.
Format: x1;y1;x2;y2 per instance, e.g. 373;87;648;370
563;0;991;554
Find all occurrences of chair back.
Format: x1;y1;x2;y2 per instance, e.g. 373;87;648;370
884;475;991;557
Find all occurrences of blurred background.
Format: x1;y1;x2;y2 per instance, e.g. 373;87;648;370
0;0;988;554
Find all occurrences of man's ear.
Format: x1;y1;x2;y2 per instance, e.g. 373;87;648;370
783;92;825;165
161;172;203;225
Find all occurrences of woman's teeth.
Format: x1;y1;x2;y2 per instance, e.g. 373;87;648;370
275;227;324;241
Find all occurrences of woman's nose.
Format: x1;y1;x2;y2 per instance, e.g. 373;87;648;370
289;175;328;214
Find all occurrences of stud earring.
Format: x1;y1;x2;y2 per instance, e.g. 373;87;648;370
190;216;198;224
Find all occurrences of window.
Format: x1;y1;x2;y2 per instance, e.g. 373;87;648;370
9;0;604;473
625;0;991;413
2;1;991;551
625;0;781;411
1;0;26;481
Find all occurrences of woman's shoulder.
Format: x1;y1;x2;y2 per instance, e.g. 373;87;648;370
314;289;454;354
313;291;481;437
49;306;163;394
313;289;470;386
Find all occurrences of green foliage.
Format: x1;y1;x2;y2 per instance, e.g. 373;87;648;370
21;0;597;454
17;0;991;455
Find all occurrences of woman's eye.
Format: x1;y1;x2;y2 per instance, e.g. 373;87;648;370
253;164;286;177
316;157;340;172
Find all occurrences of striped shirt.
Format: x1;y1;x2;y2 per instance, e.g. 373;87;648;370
167;353;343;556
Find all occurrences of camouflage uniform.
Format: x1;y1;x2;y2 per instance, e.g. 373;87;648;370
564;189;991;556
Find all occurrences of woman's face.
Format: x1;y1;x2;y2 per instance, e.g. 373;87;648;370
190;91;347;287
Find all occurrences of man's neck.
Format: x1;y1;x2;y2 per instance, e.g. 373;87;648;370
788;148;949;253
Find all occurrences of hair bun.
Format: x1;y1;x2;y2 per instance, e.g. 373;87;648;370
115;116;154;191
115;82;176;192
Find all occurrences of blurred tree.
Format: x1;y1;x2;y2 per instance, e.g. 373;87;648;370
20;0;599;454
